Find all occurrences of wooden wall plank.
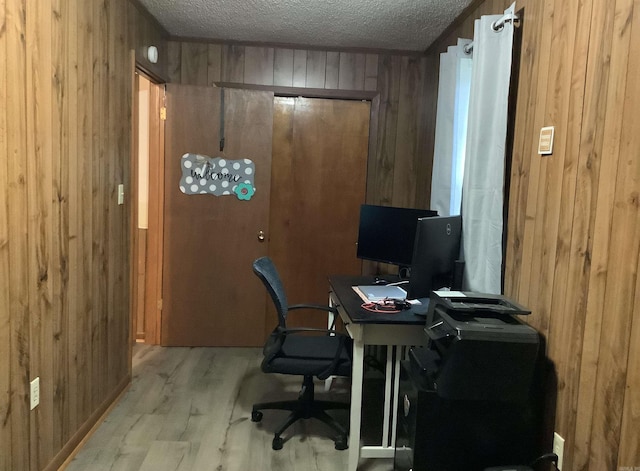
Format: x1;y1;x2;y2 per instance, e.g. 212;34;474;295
51;0;71;451
338;52;365;90
27;0;55;467
91;0;109;425
504;0;545;299
76;0;95;434
66;0;80;440
181;42;208;86
244;46;274;85
512;0;554;317
166;40;182;83
524;0;568;337
207;43;222;85
614;5;640;467
292;49;307;87
619;262;640;466
325;51;339;89
305;50;326;88
273;48;293;86
392;57;422;207
364;53;379;91
109;0;126;398
367;54;400;207
6;2;31;469
0;1;12;468
414;55;437;209
222;44;245;82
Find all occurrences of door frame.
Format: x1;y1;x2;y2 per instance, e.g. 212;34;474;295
131;66;165;346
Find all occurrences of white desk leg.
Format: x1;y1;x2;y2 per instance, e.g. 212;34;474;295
382;345;393;447
348;337;365;471
390;348;402;448
325;296;337;392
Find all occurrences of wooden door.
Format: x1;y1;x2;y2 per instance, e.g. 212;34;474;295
162;85;273;346
269;97;370;332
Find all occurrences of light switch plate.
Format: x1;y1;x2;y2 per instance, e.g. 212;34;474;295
30;377;40;410
538;126;555;155
117;184;124;205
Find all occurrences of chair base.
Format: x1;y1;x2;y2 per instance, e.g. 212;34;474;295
251;375;349;450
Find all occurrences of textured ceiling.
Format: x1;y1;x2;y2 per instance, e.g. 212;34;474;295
138;0;474;52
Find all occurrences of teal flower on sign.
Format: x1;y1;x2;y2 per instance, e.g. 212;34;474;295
235;183;255;201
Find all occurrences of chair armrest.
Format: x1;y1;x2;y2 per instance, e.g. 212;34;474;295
283;327;347;336
288;304;338;314
288;304;339;329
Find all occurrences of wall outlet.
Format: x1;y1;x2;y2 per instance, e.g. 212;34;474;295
553;432;565;470
30;377;40;410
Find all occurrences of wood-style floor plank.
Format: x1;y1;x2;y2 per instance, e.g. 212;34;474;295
66;345;391;471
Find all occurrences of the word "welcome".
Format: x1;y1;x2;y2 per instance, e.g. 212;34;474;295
192;164;242;182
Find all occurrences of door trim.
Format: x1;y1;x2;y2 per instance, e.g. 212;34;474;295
131;66;165;346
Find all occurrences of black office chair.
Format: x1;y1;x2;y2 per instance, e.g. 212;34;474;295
250;256;352;451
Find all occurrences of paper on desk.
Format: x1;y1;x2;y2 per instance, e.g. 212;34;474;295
433;290;466;297
352;285;407;302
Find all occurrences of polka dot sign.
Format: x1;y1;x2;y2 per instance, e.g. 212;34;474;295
179;153;256;200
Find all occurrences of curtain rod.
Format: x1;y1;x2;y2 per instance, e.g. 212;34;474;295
492;12;520;32
462;12;519;54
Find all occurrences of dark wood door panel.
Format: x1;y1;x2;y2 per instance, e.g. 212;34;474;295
162;85;273;346
269;97;369;331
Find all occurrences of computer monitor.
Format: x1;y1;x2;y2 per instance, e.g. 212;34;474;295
407;215;462;299
356;204;438;268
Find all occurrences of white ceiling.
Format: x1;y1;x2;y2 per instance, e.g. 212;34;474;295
138;0;475;52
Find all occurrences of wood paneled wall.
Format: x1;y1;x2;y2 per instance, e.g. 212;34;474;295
430;0;640;469
0;2;165;470
4;0;637;469
165;41;434;210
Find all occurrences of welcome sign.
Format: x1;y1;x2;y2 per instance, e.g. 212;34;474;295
179;153;255;200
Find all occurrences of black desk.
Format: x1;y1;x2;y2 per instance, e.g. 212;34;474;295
328;275;427;471
329;275;428;325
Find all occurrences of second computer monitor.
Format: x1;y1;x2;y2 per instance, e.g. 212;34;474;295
356;204;437;268
408;215;462;300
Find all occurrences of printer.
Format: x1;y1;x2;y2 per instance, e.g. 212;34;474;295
419;291;539;402
395;292;544;471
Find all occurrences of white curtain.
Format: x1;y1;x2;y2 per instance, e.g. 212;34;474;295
462;3;517;294
431;39;472;217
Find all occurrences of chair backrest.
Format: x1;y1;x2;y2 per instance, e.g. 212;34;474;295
253;256;288;328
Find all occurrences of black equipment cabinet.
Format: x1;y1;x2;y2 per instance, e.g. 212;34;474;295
394;354;435;471
394;293;544;471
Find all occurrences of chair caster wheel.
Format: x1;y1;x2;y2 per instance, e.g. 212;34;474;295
335;437;348;450
272;436;284;450
251;410;263;422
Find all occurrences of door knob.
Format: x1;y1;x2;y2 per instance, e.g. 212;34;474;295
258;230;265;242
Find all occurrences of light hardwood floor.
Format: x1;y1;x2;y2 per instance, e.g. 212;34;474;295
65;345;392;471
